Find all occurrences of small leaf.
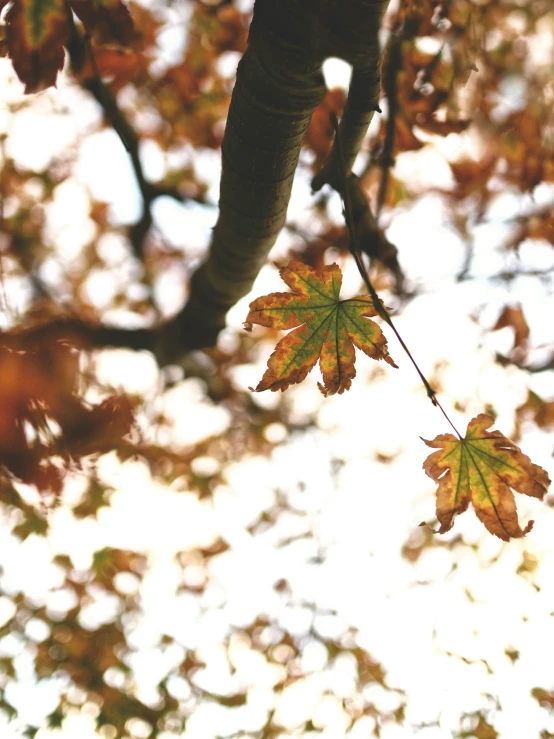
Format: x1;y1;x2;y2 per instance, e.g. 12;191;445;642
533;687;554;710
516;390;554;433
245;260;396;396
5;0;70;92
422;414;550;541
492;304;529;350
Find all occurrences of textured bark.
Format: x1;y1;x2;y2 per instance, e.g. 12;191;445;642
159;0;390;360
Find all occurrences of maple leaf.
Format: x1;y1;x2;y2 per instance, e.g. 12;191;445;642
422;414;550;541
245;260;396;396
4;0;70;93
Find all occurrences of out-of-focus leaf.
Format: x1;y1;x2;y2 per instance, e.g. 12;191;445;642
492;304;529;350
422;414;550;540
0;330;134;492
532;687;554;710
449;158;497;197
393;115;425;152
304;87;346;171
70;0;140;49
5;0;70;92
418;117;471;136
245;260;396;396
516;391;554;435
72;478;113;518
67;394;135;458
12;508;48;539
465;715;498;739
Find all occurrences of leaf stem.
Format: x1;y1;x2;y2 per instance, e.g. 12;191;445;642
330;112;462;439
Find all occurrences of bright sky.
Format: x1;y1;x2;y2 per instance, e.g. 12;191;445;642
0;7;554;739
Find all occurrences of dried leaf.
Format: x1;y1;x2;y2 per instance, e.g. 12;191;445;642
70;0;140;49
5;0;70;92
418;117;471;136
467;715;498;739
304;87;346;170
422;414;550;541
516;390;554;432
532;688;554;710
492;304;529;350
394;115;425;152
245;260;396;396
0;330;135;491
450;157;497;197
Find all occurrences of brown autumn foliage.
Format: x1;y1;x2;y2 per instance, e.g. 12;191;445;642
0;0;553;736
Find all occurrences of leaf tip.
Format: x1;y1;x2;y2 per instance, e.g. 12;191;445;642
419;520;441;534
317;381;331;397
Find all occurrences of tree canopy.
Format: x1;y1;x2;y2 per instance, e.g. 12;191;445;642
0;0;553;737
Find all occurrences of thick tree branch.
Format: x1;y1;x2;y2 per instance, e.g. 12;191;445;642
53;0;390;362
161;0;391;358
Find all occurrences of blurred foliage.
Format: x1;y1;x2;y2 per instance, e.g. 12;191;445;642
0;0;553;736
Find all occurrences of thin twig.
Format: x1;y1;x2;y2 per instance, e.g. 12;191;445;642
331;113;461;438
67;23;205;259
496;353;554;374
455;238;474;281
375;19;402;219
82;37;190;256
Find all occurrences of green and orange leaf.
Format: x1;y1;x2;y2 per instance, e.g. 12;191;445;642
5;0;70;92
245;260;396;396
2;0;140;91
422;414;550;541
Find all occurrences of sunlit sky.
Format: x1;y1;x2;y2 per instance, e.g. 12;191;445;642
0;1;554;738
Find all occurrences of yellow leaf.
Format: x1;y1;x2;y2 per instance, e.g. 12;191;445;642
245;260;396;395
422;414;550;541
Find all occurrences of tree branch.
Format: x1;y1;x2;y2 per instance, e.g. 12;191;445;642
166;0;392;357
375;16;402;218
66;16;204;260
496;353;554;374
52;0;391;362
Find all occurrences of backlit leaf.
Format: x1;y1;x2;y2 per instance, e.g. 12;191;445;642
422;414;550;541
245;260;396;396
5;0;70;92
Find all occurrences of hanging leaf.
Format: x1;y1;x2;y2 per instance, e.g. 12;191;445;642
422;414;550;541
70;0;140;50
2;0;140;92
245;259;396;396
5;0;70;92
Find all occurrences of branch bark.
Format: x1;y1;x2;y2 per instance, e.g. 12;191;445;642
52;0;390;362
158;0;390;361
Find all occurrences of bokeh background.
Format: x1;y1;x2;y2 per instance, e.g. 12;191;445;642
0;0;554;737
